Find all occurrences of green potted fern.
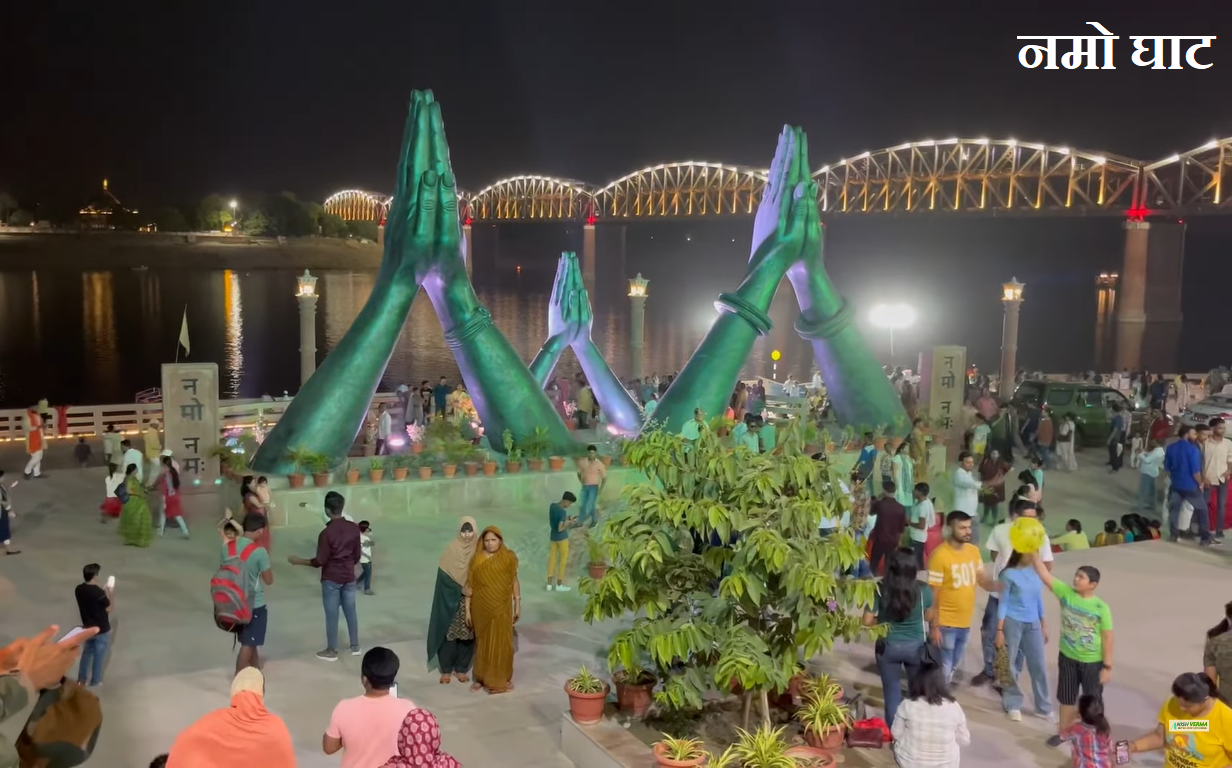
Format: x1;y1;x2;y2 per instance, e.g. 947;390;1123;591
390;453;412;481
796;675;850;755
368;456;386;483
652;735;707;767
345;460;361;485
306;452;333;487
284;446;314;488
523;425;551;471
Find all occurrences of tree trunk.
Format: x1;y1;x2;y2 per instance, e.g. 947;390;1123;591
741;691;753;730
759;689;772;728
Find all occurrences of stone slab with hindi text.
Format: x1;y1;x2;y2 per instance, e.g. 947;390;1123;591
160;363;219;494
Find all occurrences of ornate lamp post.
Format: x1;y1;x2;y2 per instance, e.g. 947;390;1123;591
869;302;916;364
999;277;1024;397
229;199;238;235
628;273;648;382
296;270;318;387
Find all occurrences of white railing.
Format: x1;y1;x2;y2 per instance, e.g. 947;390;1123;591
0;392;403;443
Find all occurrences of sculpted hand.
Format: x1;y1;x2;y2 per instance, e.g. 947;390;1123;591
547;253;592;348
746;126;816;284
383;90;466;287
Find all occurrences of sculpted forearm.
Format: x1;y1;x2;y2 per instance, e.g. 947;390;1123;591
575;340;641;432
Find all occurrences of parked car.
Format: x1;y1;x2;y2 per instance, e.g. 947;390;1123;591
1011;380;1143;447
1180;393;1232;429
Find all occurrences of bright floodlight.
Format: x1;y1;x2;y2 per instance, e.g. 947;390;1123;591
869;303;916;329
229;199;238;209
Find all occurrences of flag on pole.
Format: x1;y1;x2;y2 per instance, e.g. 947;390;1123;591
178;307;190;357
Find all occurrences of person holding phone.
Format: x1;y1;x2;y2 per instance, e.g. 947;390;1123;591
1126;672;1232;765
74;563;114;688
546;491;579;593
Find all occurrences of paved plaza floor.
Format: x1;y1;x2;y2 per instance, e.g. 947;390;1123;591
0;449;1221;767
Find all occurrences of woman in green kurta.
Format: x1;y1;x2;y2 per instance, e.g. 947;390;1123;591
892;440;915;508
426;516;478;684
118;463;152;547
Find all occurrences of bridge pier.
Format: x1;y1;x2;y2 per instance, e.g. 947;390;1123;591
582;224;596;295
1114;219;1185;372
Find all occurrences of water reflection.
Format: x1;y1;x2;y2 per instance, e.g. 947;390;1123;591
31;272;41;347
82;272;120;398
224;270;243;398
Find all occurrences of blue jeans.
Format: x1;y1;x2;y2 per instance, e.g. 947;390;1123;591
876;637;924;728
359;563;372;591
77;630;111;686
1169;486;1211;543
1000;617;1052;715
579;484;599;527
322;580;359;651
1136;474;1158;511
937;626;970;684
980;598;1024;678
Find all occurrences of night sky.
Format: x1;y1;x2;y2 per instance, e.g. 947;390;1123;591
2;2;1231;372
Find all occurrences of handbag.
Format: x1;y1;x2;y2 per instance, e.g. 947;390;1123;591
918;591;942;666
15;681;102;768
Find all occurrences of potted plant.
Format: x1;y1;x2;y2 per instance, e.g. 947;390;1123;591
524;425;550;471
501;430;522;473
820;428;835;454
390;454;411;481
612;664;655;718
284;447;313;488
549;454;567;471
796;676;850;754
840;425;857;451
481;450;498;476
586;534;608;580
599;452;613;467
415;454;433;480
443;438;471;479
345;461;361;485
463;444;482;477
406;423;425;455
307;452;332;487
715;724;834;767
652;735;707;767
564;665;609;725
368;456;386;483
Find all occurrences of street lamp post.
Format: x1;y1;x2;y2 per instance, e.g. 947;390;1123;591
628;273;648;382
869;303;917;364
296;270;318;387
229;199;238;235
999;277;1025;397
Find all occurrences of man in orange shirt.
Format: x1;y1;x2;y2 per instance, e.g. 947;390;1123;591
575;444;607;528
927;510;999;684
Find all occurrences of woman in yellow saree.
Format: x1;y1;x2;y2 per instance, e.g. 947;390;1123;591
466;526;520;694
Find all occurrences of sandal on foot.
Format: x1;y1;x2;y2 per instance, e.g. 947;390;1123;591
439;675;451;684
469;682;483;692
454;673;469;683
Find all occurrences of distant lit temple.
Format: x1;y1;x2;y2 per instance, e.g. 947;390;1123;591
78;179;140;230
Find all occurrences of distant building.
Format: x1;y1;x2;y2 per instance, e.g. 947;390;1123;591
78;179;140;230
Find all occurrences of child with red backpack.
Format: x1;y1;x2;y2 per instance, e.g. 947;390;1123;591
212;513;272;674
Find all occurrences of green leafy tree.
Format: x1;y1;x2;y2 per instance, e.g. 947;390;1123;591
7;209;32;227
0;192;17;222
319;211;347;238
265;191;317;237
197;194;232;231
238;207;270;235
345;220;379;241
581;421;881;727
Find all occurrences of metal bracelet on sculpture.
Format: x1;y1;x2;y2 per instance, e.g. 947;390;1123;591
714;293;773;337
795;299;855;340
445;306;494;349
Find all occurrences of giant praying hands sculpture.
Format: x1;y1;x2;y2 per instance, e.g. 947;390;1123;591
252;90;906;473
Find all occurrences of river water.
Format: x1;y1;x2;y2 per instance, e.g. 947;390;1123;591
3;215;1226;408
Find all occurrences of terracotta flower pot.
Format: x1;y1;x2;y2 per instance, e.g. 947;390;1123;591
565;681;609;725
825;442;836;454
588;562;608;580
483;461;497;476
312;472;331;488
392;467;409;481
614;672;654;717
528;458;544;471
287;473;305;488
600;455;612;466
442;464;457;479
651;742;706;767
618;455;630;466
345;470;360;485
548;456;566;471
368;470;385;483
464;462;479;477
506;460;522;474
418;466;433;480
805;724;846;752
411;443;424;455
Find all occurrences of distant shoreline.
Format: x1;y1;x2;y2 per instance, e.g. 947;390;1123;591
0;231;384;271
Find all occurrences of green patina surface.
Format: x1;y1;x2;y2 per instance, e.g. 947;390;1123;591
253;92;906;474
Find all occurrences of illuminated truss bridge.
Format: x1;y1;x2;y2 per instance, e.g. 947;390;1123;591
324;137;1232;223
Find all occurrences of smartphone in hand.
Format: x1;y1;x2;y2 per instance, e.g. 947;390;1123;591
1115;740;1130;765
58;627;88;644
105;575;116;590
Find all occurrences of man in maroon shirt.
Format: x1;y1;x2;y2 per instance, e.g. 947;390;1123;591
869;480;908;575
288;491;363;661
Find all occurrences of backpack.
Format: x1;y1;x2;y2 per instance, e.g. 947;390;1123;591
211;539;259;633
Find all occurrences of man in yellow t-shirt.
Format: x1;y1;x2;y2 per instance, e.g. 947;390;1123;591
927;509;999;684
